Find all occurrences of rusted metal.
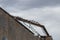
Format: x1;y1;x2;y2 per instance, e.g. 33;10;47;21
14;16;44;27
0;7;52;40
40;36;53;40
13;16;50;36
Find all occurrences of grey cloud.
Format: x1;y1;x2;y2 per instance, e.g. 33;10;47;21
0;0;60;40
0;0;17;7
0;0;60;10
23;13;60;40
39;14;60;40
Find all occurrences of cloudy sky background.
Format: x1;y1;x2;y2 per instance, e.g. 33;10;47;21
0;0;60;40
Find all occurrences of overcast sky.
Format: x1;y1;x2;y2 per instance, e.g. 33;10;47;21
0;0;60;40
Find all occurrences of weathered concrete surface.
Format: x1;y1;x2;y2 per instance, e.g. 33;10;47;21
0;8;39;40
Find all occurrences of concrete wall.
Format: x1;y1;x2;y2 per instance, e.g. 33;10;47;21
0;8;39;40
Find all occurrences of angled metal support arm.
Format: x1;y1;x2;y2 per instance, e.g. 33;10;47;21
12;16;50;36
